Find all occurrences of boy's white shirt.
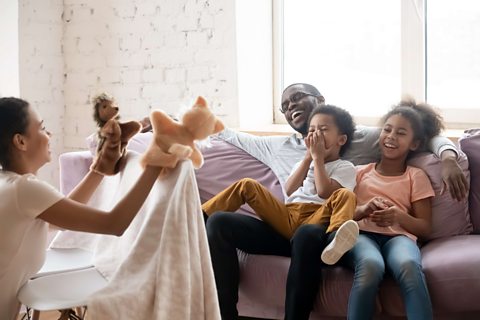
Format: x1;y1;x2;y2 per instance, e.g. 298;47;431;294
285;158;356;204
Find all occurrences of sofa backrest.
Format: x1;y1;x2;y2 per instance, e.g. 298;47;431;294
408;152;472;240
459;129;480;231
195;138;284;218
196;137;474;241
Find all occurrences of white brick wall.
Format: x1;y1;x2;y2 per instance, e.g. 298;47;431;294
18;0;239;187
19;0;65;186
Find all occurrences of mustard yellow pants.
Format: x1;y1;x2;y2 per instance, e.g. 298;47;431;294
202;178;356;239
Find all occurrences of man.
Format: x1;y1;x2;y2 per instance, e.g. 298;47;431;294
206;83;468;319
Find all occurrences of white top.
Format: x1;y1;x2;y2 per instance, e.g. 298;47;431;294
0;171;64;320
218;126;456;192
286;158;356;204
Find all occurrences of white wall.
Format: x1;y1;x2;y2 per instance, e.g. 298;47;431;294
0;0;19;97
18;0;238;187
19;0;65;185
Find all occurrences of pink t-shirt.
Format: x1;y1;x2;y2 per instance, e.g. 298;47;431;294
355;163;434;241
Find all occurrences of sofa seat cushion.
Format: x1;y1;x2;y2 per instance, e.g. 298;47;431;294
237;252;406;319
421;235;480;313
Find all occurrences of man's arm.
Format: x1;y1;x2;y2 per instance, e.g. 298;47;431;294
429;136;468;201
217;128;288;169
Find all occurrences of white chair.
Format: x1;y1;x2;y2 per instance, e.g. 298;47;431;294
34;248;94;278
18;268;108;320
18;248;96;320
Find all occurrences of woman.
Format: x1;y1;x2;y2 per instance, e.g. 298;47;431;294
0;97;161;320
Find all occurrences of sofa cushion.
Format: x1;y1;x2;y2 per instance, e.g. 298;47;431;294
86;131;152;155
195;138;284;217
459;129;480;231
408;152;472;240
421;235;480;313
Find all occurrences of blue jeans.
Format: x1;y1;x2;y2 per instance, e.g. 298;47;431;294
343;232;432;320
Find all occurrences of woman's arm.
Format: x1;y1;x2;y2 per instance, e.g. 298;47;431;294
67;170;104;203
38;165;161;236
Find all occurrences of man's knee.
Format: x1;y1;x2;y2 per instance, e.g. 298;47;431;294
291;224;327;250
206;212;232;239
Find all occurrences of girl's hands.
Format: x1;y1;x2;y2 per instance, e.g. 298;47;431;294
368;198;400;227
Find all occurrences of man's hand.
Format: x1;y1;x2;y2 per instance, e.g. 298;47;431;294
441;154;469;201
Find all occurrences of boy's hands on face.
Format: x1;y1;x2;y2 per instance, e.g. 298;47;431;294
304;132;313;161
308;129;327;161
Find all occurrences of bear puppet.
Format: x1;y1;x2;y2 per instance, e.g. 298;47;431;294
91;93;141;175
141;96;224;174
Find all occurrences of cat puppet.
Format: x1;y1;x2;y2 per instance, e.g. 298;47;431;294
141;96;224;174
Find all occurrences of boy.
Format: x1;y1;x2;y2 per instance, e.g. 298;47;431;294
203;105;359;265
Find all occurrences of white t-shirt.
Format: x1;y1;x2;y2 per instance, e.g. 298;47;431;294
0;171;64;320
286;159;356;204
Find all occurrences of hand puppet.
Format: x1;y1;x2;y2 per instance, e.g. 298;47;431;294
141;96;224;172
91;93;141;175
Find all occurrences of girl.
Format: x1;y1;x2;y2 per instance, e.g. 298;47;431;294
0;97;162;320
344;100;442;320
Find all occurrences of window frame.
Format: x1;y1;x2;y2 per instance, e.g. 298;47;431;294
272;0;479;129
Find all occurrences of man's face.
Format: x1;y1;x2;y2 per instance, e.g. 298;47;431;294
281;85;324;136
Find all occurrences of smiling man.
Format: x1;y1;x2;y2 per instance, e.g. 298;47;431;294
217;83;326;189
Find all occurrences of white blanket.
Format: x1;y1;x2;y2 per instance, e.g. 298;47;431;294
51;154;220;319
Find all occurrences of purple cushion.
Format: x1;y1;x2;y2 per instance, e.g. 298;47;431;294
408;152;472;240
59;151;93;195
459;129;480;231
85;131;152;155
421;235;480;312
195;138;284;217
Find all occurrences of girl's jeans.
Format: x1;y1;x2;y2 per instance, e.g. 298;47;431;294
343;232;432;320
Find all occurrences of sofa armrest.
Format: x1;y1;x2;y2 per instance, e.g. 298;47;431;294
59;151;93;195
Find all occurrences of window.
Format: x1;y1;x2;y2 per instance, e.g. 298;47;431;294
276;0;480;128
426;0;480;128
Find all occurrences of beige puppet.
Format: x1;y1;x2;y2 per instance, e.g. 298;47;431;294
91;93;141;175
141;96;224;172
